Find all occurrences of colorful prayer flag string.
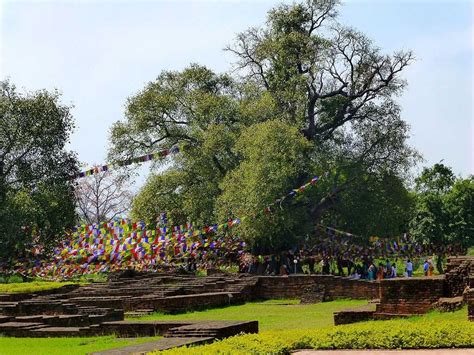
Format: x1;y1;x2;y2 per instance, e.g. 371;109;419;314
73;145;181;179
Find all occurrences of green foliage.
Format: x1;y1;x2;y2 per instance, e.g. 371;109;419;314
410;164;473;249
327;172;414;237
131;170;186;224
444;176;474;248
109;64;240;161
217;120;312;251
0;81;78;272
158;318;474;354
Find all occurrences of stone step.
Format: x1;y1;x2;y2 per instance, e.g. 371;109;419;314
16;315;46;322
124;312;153;318
0;321;45;331
166;331;218;337
30;326;91;337
0;315;12;323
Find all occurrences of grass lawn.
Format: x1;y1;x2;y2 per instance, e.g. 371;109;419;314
0;281;80;294
0;335;162;355
136;299;370;331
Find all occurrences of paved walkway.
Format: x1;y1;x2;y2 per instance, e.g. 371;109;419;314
92;337;214;355
294;350;474;355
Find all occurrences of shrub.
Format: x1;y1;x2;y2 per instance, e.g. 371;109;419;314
155;319;474;354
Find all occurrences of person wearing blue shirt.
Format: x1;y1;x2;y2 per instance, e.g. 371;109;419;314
423;260;429;276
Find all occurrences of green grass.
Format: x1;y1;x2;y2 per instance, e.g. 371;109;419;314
157;307;472;354
0;335;162;355
136;299;369;331
0;281;80;294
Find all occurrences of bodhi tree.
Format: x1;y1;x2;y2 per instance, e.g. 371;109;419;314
110;0;417;251
0;81;78;278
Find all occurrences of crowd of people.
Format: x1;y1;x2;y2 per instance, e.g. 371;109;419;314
238;251;438;279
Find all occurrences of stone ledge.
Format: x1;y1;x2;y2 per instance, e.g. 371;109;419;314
334;305;376;325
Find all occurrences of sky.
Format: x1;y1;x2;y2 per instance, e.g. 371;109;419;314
1;0;473;190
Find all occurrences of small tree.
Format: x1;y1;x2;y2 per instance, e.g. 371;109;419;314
75;171;133;225
410;164;474;273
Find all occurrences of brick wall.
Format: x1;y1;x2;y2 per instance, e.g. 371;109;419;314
466;288;474;322
445;256;474;297
255;275;379;300
124;292;242;314
375;277;445;315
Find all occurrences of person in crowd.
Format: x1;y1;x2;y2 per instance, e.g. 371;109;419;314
322;256;330;275
307;254;315;274
367;263;376;281
275;254;281;274
423;259;429;276
269;255;277;275
362;260;369;279
281;253;289;273
279;264;288;277
336;256;344;276
384;259;392;278
405;259;413;277
376;263;385;280
263;256;272;275
256;255;266;275
391;263;397;278
428;260;434;276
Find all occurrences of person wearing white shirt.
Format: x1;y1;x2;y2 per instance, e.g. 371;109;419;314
406;259;413;277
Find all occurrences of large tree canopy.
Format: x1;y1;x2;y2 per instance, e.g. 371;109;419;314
0;81;78;269
112;0;418;251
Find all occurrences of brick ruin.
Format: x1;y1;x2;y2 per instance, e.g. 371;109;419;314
0;256;472;343
335;256;474;324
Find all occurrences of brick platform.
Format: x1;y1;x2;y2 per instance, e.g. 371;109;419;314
334;304;376;325
374;276;445;318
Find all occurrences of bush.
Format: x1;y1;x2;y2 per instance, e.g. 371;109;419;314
156;319;474;354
